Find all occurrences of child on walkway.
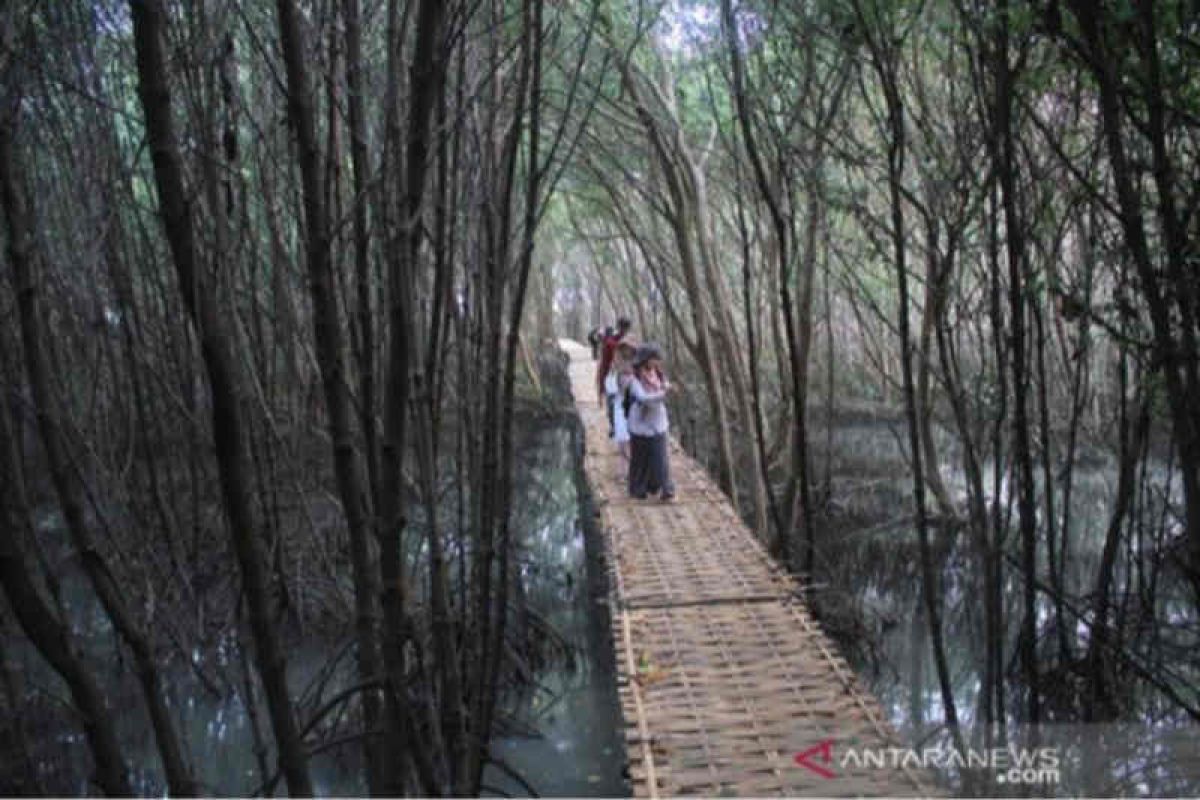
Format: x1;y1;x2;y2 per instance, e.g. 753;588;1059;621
610;340;637;476
586;326;604;360
596;317;632;437
626;344;675;502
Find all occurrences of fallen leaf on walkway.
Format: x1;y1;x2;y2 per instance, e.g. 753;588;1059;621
636;666;671;686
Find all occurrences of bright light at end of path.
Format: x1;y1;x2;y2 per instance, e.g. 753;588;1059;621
656;0;719;55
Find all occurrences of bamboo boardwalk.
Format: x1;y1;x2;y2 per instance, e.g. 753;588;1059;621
563;339;936;798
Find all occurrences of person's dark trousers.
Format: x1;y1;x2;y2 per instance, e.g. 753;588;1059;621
606;392;616;437
628;433;674;498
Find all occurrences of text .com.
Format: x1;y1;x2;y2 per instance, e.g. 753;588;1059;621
795;739;1061;786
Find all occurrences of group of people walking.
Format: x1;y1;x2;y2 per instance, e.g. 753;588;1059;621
589;318;675;502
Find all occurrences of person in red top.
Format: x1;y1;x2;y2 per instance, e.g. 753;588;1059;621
596;316;632;436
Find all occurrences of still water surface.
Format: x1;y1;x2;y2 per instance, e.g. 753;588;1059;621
811;413;1200;796
4;420;624;796
7;409;1198;796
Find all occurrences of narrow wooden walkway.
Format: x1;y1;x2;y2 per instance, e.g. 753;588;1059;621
563;340;935;797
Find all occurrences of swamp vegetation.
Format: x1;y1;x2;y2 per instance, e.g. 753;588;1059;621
0;0;1198;796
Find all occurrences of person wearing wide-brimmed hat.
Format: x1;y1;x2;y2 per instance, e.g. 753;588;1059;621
626;343;675;502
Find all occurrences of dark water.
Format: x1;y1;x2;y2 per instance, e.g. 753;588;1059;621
1;418;625;797
809;412;1200;796
10;401;1198;797
481;423;626;797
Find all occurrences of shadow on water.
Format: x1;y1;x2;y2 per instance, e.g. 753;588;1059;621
1;409;625;796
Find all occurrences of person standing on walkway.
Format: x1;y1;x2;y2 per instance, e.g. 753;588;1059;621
586;325;606;360
610;339;637;474
596;316;631;437
627;344;675;501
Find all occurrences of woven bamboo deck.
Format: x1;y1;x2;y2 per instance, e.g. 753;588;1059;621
563;339;937;798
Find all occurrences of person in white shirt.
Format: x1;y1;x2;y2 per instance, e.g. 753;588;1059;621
610;340;637;475
596;317;632;437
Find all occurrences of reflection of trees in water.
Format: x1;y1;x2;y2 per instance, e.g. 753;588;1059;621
502;424;585;700
0;418;595;796
812;428;1200;795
